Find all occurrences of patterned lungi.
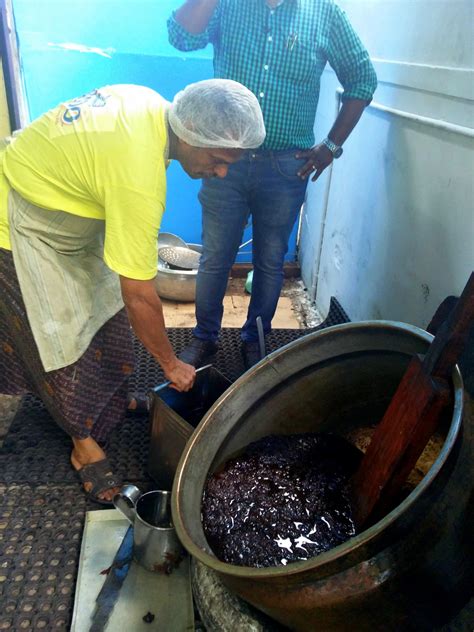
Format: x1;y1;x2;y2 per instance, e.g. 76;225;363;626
0;248;135;443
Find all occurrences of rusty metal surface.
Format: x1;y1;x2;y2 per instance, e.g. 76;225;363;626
172;322;474;631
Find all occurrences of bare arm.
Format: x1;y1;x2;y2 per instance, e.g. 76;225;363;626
120;276;195;391
296;98;367;181
326;98;366;146
174;0;219;34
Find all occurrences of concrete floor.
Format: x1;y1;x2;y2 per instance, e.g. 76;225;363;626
161;277;321;330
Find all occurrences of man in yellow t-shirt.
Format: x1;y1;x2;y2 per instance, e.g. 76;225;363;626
0;79;265;503
0;84;169;278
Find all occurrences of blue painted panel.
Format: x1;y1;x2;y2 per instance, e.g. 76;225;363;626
12;0;298;261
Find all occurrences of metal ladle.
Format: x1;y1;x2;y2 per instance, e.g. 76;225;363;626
158;237;253;271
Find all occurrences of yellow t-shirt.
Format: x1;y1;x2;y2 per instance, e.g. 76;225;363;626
0;84;169;280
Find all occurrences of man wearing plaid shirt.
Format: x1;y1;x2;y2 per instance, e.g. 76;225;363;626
168;0;377;369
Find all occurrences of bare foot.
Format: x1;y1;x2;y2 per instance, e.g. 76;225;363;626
127;397;138;411
71;437;120;502
127;396;149;413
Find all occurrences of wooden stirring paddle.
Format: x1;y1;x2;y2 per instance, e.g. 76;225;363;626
352;271;474;529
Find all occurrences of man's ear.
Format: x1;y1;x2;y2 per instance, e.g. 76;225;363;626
167;125;189;161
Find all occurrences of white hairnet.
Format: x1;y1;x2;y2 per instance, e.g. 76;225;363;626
168;79;266;149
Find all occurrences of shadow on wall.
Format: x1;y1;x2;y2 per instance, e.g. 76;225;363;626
314;101;473;328
377;112;473;327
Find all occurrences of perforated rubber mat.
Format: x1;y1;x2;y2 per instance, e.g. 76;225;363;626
0;299;349;631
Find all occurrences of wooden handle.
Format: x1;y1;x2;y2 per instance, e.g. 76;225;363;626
352;356;451;528
352;271;473;529
422;271;474;380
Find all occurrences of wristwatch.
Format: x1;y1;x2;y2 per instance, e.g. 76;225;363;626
322;137;343;159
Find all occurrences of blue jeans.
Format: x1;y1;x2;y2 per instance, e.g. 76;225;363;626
194;149;308;343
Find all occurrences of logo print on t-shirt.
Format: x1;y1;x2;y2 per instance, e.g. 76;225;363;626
62;106;81;124
59;89;110;126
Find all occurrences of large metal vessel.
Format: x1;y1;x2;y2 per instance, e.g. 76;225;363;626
172;322;473;631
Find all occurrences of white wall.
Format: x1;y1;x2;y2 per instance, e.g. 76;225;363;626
300;0;474;328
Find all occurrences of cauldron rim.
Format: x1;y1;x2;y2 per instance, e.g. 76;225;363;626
171;320;464;579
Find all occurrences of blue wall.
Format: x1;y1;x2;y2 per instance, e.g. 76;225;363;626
12;0;297;261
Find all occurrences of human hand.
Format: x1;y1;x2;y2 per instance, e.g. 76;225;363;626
295;144;334;182
163;358;196;392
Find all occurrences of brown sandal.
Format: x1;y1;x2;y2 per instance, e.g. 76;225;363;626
76;457;121;506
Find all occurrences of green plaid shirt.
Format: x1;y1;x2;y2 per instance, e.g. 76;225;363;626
168;0;377;150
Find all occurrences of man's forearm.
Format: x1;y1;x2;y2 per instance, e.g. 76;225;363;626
120;276;195;391
296;98;369;180
175;0;218;34
121;279;177;370
327;99;367;147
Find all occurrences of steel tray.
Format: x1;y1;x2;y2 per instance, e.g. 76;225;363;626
71;509;194;632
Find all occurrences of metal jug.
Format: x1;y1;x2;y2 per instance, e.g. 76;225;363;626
114;485;184;574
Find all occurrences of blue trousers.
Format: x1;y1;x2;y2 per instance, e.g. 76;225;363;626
194;149;308;343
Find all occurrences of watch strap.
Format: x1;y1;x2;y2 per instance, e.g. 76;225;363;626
323;137;343;158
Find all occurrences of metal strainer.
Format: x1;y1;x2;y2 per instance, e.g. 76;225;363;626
158;246;201;270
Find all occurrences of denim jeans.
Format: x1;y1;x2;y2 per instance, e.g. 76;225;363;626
194;149;308;343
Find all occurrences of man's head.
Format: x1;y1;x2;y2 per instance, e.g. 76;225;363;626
168;79;265;179
172;144;244;180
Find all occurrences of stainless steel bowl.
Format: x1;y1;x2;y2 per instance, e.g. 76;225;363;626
158;232;188;249
155;244;202;302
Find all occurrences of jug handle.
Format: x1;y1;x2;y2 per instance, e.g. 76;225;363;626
113;484;141;524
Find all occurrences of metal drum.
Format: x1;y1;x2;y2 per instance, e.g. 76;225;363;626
172;322;473;631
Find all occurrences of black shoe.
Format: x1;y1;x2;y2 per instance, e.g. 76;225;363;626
241;341;265;371
179;337;218;367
